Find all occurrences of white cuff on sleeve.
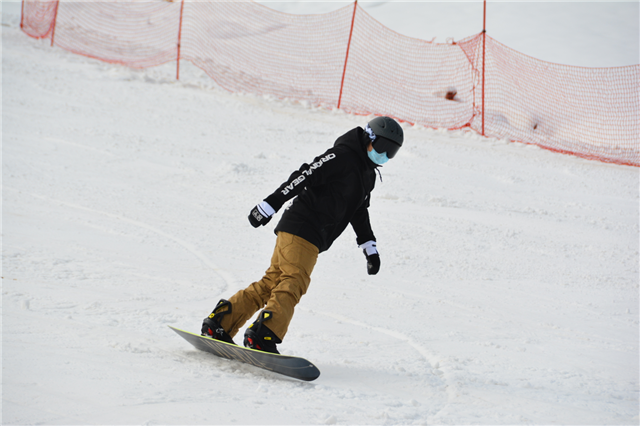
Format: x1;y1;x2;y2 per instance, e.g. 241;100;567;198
257;201;275;218
358;240;378;256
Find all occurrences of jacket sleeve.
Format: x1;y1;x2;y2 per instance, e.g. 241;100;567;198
350;197;376;246
263;147;347;212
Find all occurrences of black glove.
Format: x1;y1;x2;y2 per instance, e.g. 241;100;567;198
366;253;380;275
359;240;380;275
248;201;275;228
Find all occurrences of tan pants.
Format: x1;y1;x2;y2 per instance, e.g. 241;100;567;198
220;232;319;340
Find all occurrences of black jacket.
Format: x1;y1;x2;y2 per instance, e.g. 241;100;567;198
263;127;377;253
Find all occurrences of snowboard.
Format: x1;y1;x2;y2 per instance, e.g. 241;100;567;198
169;326;320;381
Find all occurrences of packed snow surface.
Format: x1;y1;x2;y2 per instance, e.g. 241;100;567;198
2;1;639;425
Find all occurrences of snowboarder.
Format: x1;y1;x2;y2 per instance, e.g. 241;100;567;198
201;116;404;353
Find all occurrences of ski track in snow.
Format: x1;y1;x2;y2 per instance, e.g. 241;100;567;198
300;307;458;420
2;7;639;425
4;186;236;295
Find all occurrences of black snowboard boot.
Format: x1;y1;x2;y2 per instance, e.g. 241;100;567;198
244;310;282;354
201;299;235;344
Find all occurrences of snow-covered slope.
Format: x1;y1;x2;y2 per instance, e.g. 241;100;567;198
2;2;638;425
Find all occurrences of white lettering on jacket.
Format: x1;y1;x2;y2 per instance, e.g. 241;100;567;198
281;153;336;196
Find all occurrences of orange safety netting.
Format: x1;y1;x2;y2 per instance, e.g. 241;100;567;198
20;0;640;166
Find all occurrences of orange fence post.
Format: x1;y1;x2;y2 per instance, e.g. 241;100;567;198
337;0;357;109
481;0;486;137
176;0;185;80
20;0;25;30
50;0;60;47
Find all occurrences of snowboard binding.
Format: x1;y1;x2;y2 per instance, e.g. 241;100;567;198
244;310;282;354
201;299;235;345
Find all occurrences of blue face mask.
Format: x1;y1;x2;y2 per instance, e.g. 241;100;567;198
368;147;389;165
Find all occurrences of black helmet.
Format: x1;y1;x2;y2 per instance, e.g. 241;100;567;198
367;116;404;158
